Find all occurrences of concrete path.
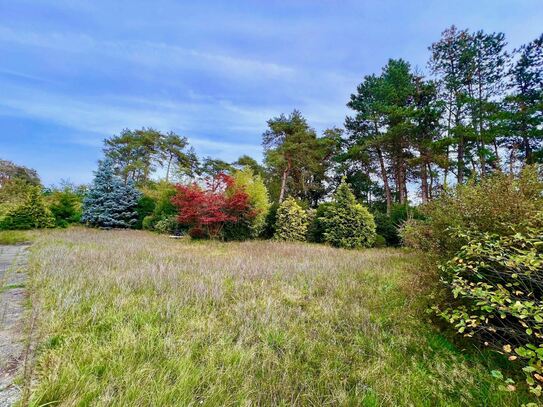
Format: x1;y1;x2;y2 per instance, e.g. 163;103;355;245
0;245;30;407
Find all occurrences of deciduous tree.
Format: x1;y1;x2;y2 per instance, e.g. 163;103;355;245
172;173;254;239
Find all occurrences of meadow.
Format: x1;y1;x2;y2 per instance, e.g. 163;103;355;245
18;228;534;406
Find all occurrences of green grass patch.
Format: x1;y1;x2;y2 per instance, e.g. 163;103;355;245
0;282;25;293
0;230;32;245
23;228;536;406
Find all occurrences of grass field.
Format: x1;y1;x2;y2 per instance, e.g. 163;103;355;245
20;228;534;406
0;230;33;245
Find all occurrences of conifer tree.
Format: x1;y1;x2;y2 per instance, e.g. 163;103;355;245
273;197;308;241
319;178;376;249
0;186;54;230
81;158;141;228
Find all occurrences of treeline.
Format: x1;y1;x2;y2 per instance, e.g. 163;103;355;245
344;26;542;213
97;27;542;214
2;25;540;245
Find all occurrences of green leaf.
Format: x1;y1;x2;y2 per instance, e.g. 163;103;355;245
491;370;504;380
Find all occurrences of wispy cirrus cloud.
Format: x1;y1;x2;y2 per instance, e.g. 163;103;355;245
2;0;542;185
0;25;296;80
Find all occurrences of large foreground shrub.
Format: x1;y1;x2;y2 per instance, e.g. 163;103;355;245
318;179;376;249
404;167;543;398
81;158;141;228
435;217;543;396
274;197;308;241
401;166;543;257
0;186;54;230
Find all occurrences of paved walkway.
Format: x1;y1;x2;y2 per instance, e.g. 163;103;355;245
0;245;30;407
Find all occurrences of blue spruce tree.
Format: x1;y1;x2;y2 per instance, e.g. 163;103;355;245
81;158;141;228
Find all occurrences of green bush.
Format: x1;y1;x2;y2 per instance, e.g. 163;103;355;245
307;203;332;243
374;212;399;246
140;181;178;231
274;197;309;241
135;195;156;229
231;167;270;238
373;234;387;248
262;203;279;239
400;166;543;257
154;216;183;235
48;188;83;227
434;217;543;396
0;178;33;206
404;166;543;397
0;186;54;230
318;179;376;249
373;205;424;247
142;215;154;231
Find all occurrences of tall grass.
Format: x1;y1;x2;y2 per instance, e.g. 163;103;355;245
23;228;534;406
0;230;32;245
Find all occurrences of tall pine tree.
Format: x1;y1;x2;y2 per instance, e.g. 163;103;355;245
503;34;543;166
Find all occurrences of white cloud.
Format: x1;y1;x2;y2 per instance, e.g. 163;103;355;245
0;25;296;80
0;83;266;161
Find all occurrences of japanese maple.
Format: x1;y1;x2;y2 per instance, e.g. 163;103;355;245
172;173;255;239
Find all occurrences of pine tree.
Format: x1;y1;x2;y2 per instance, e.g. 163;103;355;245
263;110;337;205
319;178;376;249
81;158;141;228
504;34;543;166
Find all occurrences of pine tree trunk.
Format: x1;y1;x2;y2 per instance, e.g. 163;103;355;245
477;67;486;176
509;144;517;174
278;160;290;203
455;106;465;184
524;136;533;164
396;158;407;205
401;164;408;204
376;147;392;215
421;160;429;203
457;134;465;184
443;145;450;188
444;102;453;187
493;140;500;169
428;163;434;199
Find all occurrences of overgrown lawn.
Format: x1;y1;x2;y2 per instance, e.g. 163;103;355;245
0;230;32;245
22;228;533;406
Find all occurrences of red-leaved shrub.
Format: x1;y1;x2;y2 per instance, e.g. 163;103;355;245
171;173;255;239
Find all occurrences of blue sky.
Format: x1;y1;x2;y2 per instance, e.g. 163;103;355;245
1;0;542;185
